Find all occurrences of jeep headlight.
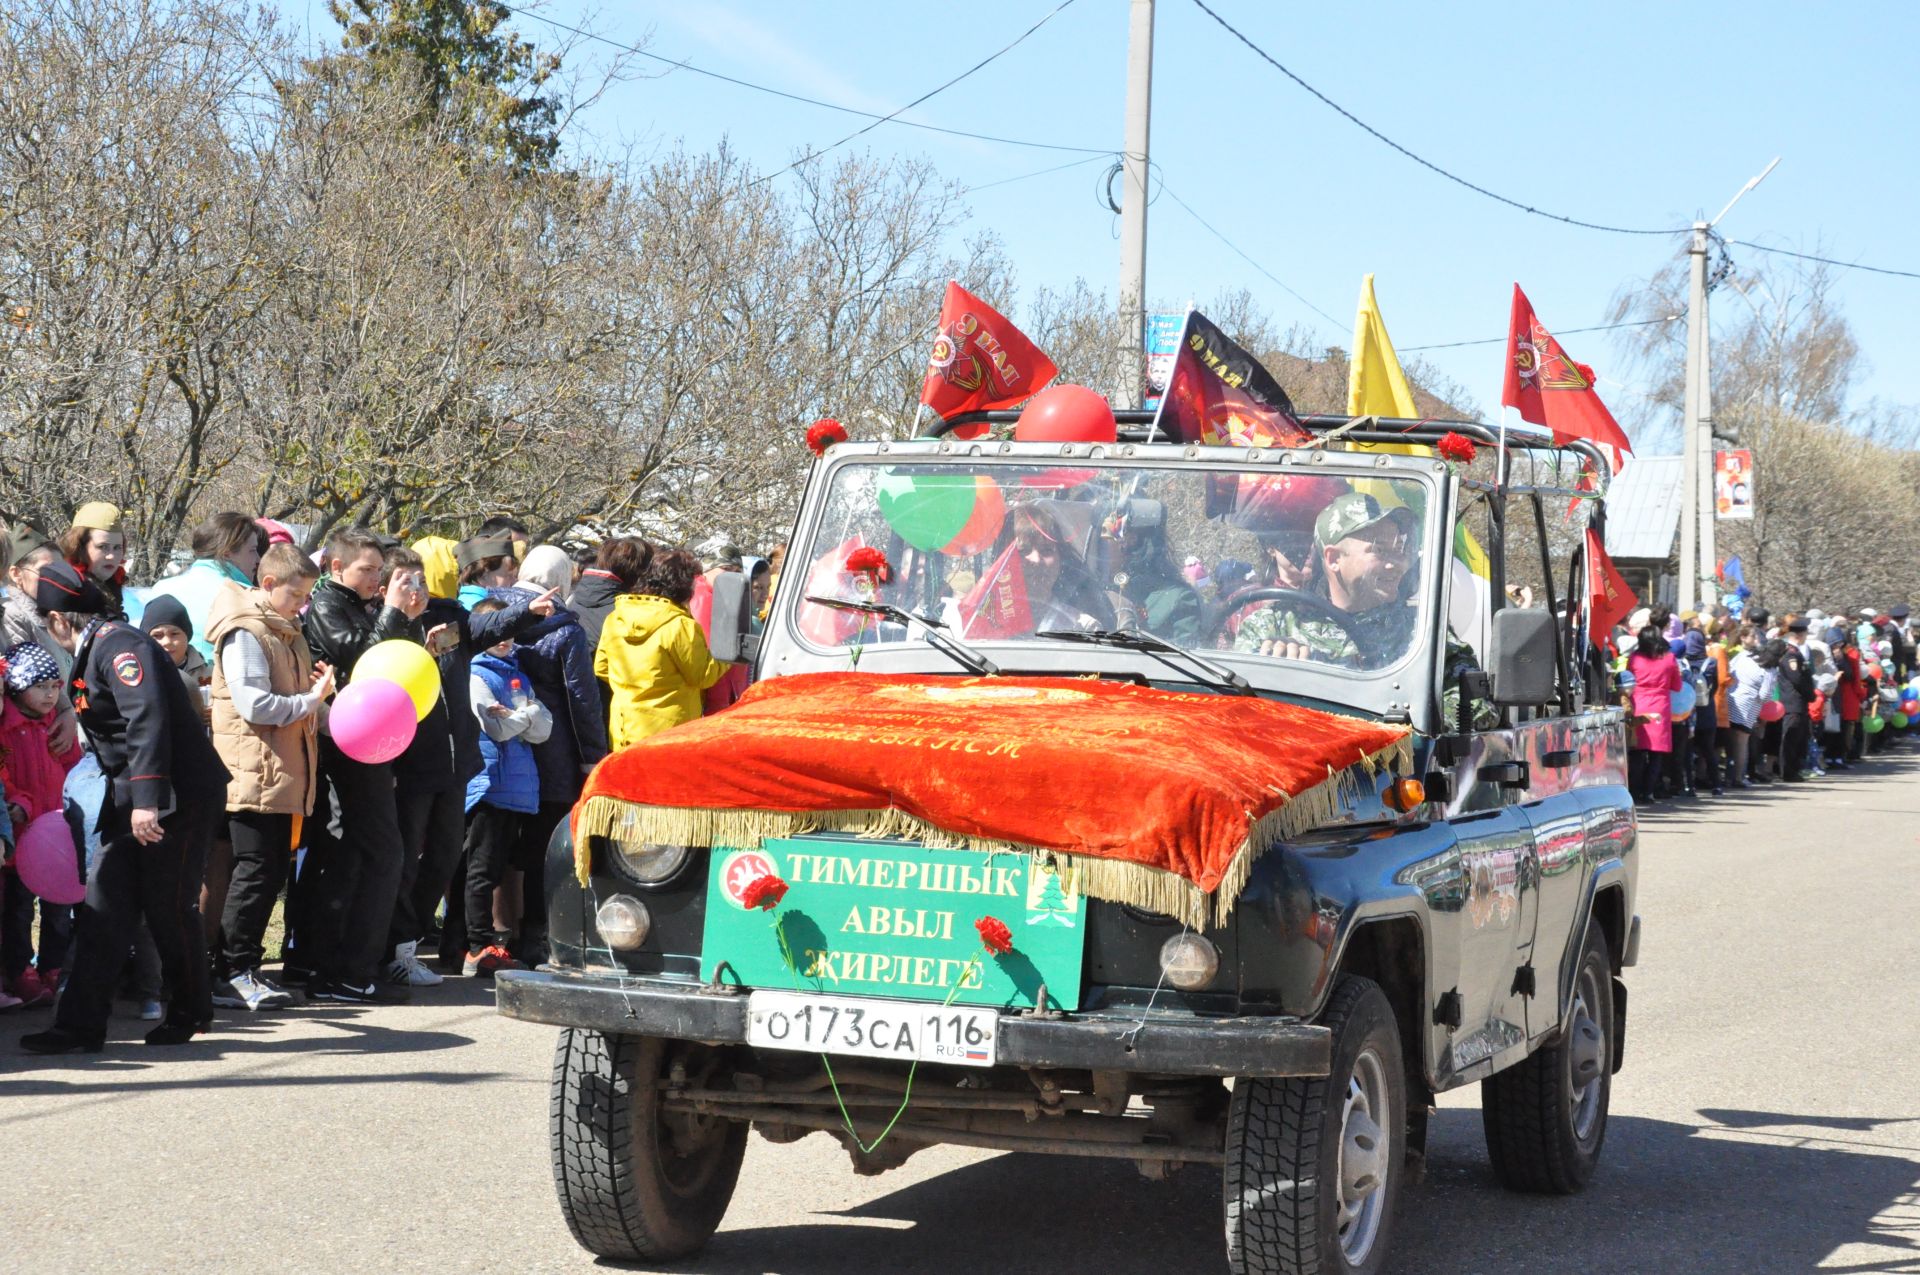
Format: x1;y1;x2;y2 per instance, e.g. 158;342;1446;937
595;895;651;950
613;841;691;885
1158;932;1220;991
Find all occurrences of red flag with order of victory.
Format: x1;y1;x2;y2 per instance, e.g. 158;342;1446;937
1585;527;1638;645
1501;284;1634;472
921;282;1058;427
955;541;1032;639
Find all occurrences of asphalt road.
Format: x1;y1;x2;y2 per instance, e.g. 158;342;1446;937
7;753;1920;1274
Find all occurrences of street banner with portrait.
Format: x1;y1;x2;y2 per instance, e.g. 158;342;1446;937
1714;449;1754;520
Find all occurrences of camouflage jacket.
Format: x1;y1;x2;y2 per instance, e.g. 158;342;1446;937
1232;598;1418;669
1233;598;1496;730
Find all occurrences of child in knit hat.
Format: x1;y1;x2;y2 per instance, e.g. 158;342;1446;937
141;594;212;724
0;641;82;1007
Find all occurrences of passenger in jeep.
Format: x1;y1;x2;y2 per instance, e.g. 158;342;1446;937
1012;503;1114;635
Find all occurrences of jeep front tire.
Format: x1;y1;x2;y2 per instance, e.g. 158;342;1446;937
1224;975;1406;1274
549;1029;747;1260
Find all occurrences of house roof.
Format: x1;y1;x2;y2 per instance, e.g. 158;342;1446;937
1603;455;1685;562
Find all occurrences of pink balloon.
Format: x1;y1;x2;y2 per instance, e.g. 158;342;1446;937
330;678;417;764
1759;699;1785;723
15;810;84;905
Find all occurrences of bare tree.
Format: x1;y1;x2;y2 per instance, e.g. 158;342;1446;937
0;0;284;574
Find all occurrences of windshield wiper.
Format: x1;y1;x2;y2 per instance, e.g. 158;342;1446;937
802;596;1000;676
1033;627;1254;696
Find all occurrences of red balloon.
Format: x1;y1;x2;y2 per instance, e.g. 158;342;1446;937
1759;699;1785;723
1014;385;1116;444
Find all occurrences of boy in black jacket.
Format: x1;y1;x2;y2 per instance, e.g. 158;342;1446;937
296;530;426;1004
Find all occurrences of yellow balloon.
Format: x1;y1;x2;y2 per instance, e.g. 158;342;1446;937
353;639;440;721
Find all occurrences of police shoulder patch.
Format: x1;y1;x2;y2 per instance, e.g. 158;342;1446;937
112;651;144;688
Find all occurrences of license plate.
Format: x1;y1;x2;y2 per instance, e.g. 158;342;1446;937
746;989;999;1067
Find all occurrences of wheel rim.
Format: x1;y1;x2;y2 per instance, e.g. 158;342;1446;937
1336;1047;1391;1265
651;1047;735;1198
1568;963;1608;1143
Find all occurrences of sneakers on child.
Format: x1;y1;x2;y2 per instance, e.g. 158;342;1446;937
306;977;409;1005
228;969;295;1011
463;946;524;978
210;978;249;1009
384;940;444;987
139;999;165;1021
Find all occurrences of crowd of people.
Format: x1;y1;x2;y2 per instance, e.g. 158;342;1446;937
4;493;1914;1056
0;506;775;1053
1614;602;1919;803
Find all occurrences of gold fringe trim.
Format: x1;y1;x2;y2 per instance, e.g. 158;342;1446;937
575;733;1411;931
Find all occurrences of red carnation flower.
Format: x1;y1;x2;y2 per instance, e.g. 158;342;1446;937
1575;362;1597;387
806;418;848;457
740;874;789;911
975;915;1014;956
1436;432;1477;465
845;546;891;583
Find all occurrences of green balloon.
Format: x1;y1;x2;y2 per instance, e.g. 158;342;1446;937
1864;713;1886;734
876;470;977;551
1894;712;1910;729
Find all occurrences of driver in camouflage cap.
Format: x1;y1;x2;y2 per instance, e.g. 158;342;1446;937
1233;490;1495;729
1233;491;1417;668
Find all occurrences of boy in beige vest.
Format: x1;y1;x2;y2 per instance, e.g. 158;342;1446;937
206;543;333;1012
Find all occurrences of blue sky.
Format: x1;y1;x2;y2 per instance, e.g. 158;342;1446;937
296;1;1920;444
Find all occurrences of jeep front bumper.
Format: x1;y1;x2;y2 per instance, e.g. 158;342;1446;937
497;969;1332;1078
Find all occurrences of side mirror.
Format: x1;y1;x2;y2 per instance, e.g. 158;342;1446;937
1488;607;1557;706
707;571;759;665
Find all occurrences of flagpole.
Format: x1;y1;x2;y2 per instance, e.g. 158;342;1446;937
910;402;930;438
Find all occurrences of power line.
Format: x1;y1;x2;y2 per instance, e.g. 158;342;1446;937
754;0;1083;185
495;1;1109;157
1725;239;1920;281
1185;0;1689;238
1399;315;1680;352
1156;181;1348;332
964;153;1113;194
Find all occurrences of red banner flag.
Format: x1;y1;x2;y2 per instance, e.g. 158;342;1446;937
955;541;1032;639
1501;284;1633;472
1585;527;1638;646
920;282;1058;423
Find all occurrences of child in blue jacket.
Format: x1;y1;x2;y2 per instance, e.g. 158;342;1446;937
462;598;551;976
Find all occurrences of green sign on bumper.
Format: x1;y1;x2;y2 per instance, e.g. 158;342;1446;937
699;837;1089;1011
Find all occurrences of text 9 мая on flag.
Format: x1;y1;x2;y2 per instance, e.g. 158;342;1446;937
920;282;1059;436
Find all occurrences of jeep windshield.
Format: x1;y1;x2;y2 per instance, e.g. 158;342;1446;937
784;457;1439;681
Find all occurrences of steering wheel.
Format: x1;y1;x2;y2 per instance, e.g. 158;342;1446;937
1212;587;1366;663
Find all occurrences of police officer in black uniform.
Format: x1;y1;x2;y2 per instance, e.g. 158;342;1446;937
1776;621;1816;782
20;562;230;1054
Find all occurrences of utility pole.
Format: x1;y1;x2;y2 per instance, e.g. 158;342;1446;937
1679;223;1707;614
1680;158;1778;614
1116;0;1154;408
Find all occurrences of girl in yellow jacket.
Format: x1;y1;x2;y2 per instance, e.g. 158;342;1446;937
594;548;729;750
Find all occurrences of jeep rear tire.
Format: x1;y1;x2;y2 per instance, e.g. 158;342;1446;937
550;1029;747;1260
1224;975;1406;1275
1481;926;1614;1193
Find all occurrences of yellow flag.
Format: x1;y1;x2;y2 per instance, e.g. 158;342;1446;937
1348;273;1419;419
1346;274;1428;498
